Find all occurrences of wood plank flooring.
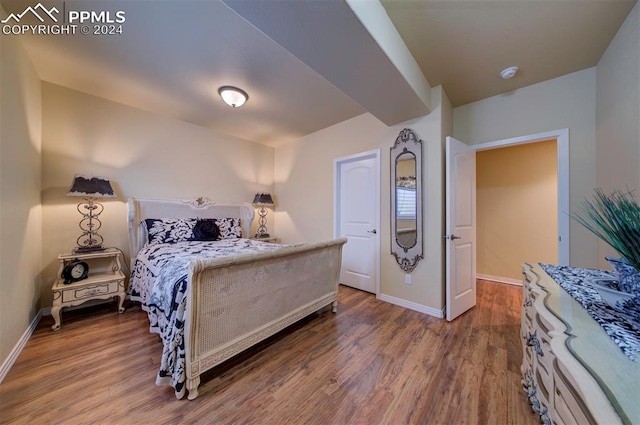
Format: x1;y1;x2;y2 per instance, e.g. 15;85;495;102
0;280;537;424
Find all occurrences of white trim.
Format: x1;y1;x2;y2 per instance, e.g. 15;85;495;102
377;293;444;319
333;149;381;295
557;131;570;266
477;273;522;286
0;308;46;383
473;128;570;266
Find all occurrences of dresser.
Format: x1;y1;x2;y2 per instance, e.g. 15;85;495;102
521;263;639;425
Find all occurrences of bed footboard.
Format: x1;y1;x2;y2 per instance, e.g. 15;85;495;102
184;237;346;400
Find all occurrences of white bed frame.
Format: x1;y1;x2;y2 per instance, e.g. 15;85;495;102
128;197;346;400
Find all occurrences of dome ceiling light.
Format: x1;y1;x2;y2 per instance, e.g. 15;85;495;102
499;66;519;79
218;86;248;108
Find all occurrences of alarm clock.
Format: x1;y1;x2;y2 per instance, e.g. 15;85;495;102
62;260;89;284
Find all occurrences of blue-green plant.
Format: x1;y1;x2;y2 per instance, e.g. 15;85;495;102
573;188;640;271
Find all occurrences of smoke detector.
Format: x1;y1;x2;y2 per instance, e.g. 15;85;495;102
499;66;519;79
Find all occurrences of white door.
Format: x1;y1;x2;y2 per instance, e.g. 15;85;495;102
335;151;379;294
446;136;476;321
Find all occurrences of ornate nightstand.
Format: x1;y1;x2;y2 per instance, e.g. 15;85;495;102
252;236;279;243
51;248;126;331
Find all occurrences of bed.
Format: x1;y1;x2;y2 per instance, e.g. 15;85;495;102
127;196;346;400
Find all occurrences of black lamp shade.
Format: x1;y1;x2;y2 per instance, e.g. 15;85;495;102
67;175;116;198
252;193;274;206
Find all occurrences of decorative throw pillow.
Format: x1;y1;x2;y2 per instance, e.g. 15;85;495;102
216;218;242;239
144;218;197;245
191;219;220;241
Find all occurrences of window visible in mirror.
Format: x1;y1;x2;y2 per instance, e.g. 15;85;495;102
396;187;416;218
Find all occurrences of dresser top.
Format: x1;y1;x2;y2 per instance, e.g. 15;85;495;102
525;263;639;423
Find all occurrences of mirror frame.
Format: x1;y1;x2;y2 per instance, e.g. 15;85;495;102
390;128;423;272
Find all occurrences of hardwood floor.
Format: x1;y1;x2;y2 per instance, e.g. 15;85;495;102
0;280;537;424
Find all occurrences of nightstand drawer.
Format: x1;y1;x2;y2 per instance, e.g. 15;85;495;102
61;279;122;303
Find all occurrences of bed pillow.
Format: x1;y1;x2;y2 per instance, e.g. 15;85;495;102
216;218;242;239
144;218;197;245
191;219;220;241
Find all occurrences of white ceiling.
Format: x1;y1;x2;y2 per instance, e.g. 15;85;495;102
2;0;636;147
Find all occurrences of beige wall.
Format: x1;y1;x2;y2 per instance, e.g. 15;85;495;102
596;2;640;269
454;68;598;269
0;31;42;365
40;83;274;308
476;140;558;280
274;86;452;311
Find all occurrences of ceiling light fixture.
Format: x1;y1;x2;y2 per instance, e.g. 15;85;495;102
218;86;248;108
499;66;519;79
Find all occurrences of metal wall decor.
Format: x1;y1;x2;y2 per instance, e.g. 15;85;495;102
390;128;423;272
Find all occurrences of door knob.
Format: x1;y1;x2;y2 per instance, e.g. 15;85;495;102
367;229;377;234
443;234;461;240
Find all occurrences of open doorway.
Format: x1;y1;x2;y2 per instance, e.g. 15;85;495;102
474;129;569;285
445;129;568;319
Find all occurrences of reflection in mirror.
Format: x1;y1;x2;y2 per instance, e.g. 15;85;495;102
390;128;423;272
395;153;417;249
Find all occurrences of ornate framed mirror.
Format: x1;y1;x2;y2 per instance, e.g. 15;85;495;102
390;128;423;272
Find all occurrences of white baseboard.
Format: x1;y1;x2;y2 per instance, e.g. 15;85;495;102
0;301;119;383
0;308;45;384
477;273;521;286
377;293;445;319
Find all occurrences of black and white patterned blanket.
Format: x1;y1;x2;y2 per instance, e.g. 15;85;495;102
129;239;282;399
540;263;640;362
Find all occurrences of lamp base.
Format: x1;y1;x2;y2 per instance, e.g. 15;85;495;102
254;233;271;239
73;245;107;254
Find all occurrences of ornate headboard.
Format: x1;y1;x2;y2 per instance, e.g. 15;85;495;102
127;197;255;262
